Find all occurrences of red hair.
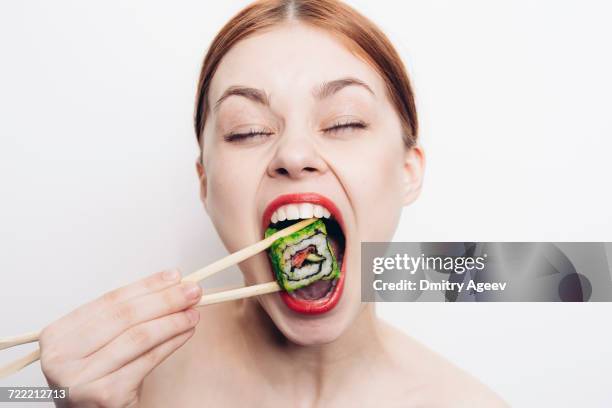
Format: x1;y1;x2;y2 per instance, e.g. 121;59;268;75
194;0;418;147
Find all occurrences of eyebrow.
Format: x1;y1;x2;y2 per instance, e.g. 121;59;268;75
213;76;374;112
214;86;270;111
313;77;375;99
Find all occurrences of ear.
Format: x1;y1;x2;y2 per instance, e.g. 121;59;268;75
195;155;208;212
401;145;425;206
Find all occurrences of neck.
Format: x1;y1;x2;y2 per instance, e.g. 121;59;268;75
236;298;388;399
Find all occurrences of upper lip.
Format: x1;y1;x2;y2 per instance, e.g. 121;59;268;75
261;192;345;233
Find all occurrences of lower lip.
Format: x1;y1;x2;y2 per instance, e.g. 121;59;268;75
277;255;346;314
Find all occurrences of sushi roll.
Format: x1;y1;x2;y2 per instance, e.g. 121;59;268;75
265;219;340;292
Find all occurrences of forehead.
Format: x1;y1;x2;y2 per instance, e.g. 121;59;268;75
208;22;386;105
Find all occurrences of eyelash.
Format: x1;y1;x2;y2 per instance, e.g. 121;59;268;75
223;128;272;143
223;121;368;143
323;120;368;134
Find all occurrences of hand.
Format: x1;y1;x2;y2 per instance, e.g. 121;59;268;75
39;269;201;408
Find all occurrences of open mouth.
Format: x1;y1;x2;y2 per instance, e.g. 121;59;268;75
262;193;346;314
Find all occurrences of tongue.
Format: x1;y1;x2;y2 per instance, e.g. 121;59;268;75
292;279;333;300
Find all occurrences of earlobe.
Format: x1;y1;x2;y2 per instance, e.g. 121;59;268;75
402;145;425;206
195;157;208;211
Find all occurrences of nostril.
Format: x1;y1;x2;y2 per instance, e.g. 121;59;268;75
273;166;320;177
276;168;289;176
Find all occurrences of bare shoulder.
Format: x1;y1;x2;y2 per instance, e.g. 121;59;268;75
378;320;510;408
140;301;238;407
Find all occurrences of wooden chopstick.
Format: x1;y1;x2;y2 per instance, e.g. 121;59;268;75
182;218;315;283
0;331;39;351
197;281;281;306
0;349;41;378
0;218;315;378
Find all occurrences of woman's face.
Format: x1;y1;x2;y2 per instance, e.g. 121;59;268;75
198;22;423;345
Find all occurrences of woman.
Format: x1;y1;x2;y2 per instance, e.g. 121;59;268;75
40;1;509;406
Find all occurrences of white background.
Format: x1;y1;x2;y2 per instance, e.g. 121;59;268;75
1;1;611;406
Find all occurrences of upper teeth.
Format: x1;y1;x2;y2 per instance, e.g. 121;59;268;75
270;203;331;224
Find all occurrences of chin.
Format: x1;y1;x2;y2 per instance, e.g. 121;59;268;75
283;324;345;346
258;266;363;347
268;299;355;346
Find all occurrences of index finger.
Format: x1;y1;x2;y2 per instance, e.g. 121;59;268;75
42;269;182;342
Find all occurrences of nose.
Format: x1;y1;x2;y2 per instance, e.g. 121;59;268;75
266;128;328;180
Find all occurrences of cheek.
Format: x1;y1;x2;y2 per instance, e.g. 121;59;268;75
357;154;405;240
327;134;405;241
205;150;264;251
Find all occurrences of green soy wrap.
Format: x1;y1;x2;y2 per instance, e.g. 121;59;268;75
265;219;339;291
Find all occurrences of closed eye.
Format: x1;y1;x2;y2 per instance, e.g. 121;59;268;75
323;120;368;134
224;121;367;142
224;128;273;143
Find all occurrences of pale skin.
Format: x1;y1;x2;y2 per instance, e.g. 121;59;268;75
39;22;509;407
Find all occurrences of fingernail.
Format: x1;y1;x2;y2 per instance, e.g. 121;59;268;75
162;269;180;281
185;309;200;325
183;283;202;300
